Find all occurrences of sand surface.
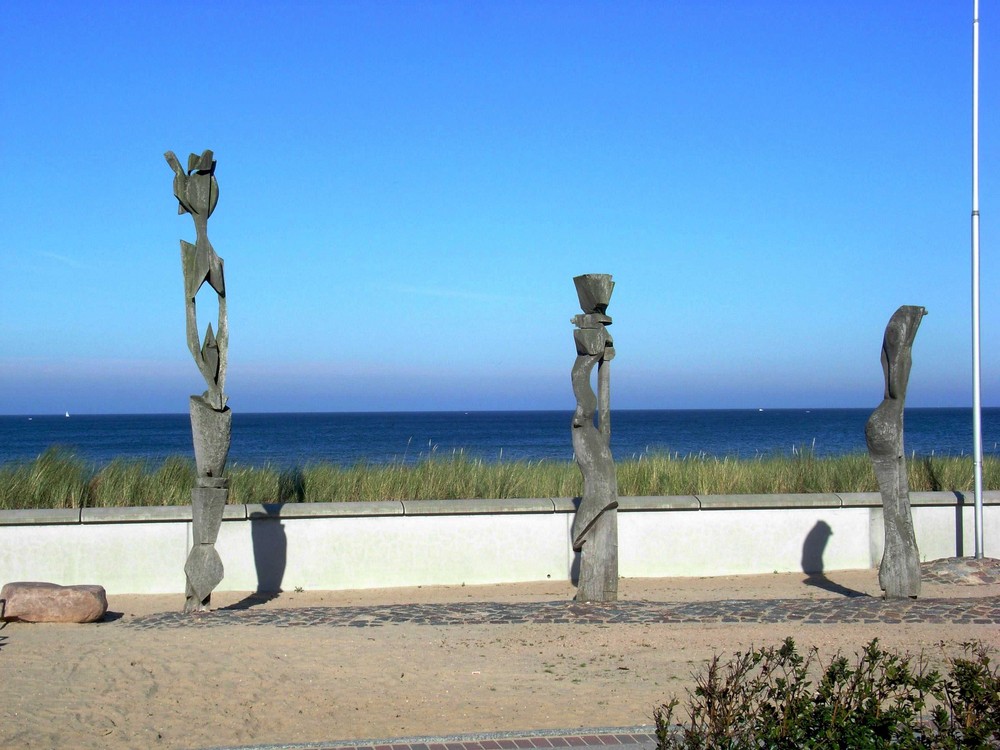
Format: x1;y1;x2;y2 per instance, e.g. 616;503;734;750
3;569;999;750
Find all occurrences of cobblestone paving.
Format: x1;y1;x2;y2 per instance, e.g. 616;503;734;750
349;731;658;750
921;556;1000;585
123;594;1000;630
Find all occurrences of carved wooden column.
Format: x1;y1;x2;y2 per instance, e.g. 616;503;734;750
166;150;232;613
865;305;926;599
570;274;619;602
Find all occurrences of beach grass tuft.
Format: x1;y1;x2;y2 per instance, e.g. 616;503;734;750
1;447;997;510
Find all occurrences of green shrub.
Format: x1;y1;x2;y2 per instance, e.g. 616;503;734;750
654;639;1000;750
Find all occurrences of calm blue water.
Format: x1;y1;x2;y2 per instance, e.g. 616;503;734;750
1;409;998;469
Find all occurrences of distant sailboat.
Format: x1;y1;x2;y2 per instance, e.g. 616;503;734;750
64;411;70;418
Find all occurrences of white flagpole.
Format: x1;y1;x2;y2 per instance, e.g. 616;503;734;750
972;0;985;559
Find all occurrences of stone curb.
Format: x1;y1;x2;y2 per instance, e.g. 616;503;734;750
197;726;658;750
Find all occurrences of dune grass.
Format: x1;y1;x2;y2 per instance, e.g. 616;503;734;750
1;447;997;511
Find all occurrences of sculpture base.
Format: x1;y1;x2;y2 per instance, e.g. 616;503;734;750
575;509;618;602
879;531;921;599
183;591;212;613
183;486;228;612
870;456;922;600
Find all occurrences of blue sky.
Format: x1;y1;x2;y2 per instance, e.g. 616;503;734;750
1;1;996;414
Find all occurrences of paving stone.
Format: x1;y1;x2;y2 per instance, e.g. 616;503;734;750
122;594;1000;630
921;557;1000;585
251;733;657;750
119;559;1000;632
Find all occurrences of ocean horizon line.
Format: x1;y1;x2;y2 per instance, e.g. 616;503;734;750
3;405;996;419
3;408;996;467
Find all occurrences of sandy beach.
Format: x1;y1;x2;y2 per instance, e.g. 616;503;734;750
3;565;999;750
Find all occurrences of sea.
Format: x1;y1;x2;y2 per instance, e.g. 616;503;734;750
1;408;998;470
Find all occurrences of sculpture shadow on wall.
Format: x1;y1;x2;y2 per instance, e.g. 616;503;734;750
224;505;288;610
225;470;301;610
250;469;302;598
801;520;868;598
569;497;582;585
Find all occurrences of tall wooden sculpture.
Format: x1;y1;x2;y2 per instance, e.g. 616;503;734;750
865;305;926;599
570;274;619;602
165;149;231;612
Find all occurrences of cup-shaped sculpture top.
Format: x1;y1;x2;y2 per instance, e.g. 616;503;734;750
165;150;219;219
574;274;615;314
881;306;927;402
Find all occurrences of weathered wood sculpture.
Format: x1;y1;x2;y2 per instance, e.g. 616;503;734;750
570;274;619;602
165;149;231;613
865;305;926;599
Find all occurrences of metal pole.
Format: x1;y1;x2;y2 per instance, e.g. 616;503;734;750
972;0;985;559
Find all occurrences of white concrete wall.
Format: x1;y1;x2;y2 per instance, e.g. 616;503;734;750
0;521;190;594
618;507;874;578
1;492;997;595
213;512;571;592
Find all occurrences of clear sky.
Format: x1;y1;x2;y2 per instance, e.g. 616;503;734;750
1;1;996;414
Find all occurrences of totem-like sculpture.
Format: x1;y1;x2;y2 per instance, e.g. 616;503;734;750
570;274;619;602
865;305;926;599
165;149;231;613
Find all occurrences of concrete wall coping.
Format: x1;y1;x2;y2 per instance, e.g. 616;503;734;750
81;505;194;524
551;497;578;513
0;507;82;525
698;493;842;510
400;498;557;515
1;490;997;526
246;501;404;519
836;490;1000;508
836;492;883;507
617;495;700;511
909;490;1000;506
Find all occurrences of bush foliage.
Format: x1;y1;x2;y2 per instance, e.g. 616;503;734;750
654;638;1000;750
